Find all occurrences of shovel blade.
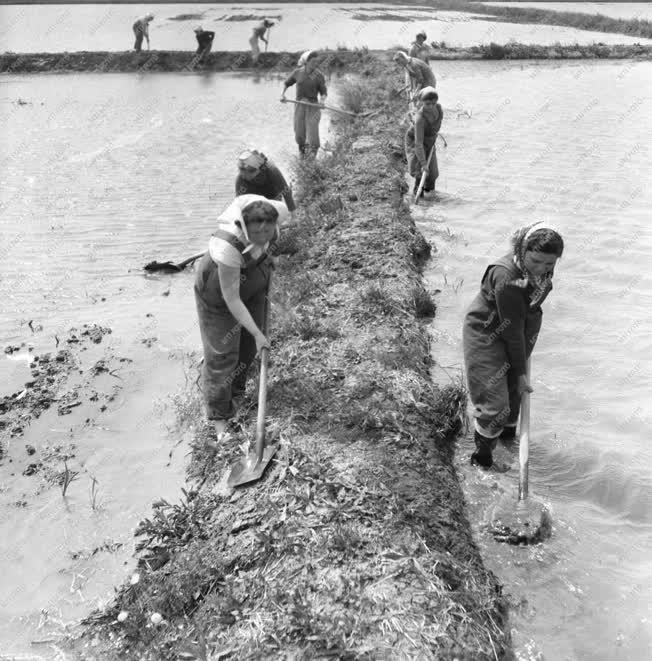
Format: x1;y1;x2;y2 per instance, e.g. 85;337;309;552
227;445;278;488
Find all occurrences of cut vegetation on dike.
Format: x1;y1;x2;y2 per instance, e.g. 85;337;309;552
71;65;509;659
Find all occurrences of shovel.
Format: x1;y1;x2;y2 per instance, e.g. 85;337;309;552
143;252;205;274
490;358;553;545
227;284;277;487
280;98;379;119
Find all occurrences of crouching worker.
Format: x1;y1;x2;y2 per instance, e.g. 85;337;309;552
405;87;443;198
463;222;564;468
194;26;215;63
235;149;296;219
194;195;289;441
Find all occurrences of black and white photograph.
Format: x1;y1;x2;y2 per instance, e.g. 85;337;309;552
0;1;650;659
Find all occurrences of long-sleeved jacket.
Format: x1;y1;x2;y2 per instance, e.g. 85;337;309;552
464;255;551;376
283;68;327;103
234;162;296;212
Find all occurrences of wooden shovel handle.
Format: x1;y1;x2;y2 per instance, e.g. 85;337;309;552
518;358;531;501
254;276;272;463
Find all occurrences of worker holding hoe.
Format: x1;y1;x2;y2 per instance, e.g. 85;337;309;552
194;195;290;442
132;14;154;52
463;222;565;468
393;50;436;102
235;149;296;219
405;87;443;199
281;51;328;158
250;19;274;65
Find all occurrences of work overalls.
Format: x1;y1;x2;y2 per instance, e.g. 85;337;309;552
194;231;273;421
405;108;441;193
463;255;550;439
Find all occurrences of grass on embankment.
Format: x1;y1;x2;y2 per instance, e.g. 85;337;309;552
2;41;652;76
459;0;652;41
71;60;509;659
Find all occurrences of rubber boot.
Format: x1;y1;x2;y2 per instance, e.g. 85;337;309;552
471;430;495;468
499;425;517;441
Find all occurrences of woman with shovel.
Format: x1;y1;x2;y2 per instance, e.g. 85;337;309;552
281;51;328;158
405;87;443;199
194;195;289;442
462;222;564;468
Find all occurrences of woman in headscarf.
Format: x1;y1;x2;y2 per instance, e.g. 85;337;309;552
249;19;274;65
462;222;565;468
393;50;436;102
235;149;296;217
281;51;328;158
194;195;289;440
405;87;443;198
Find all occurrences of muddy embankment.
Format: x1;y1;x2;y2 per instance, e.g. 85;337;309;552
39;62;511;659
2;42;652;75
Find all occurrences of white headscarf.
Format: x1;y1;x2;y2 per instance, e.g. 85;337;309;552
298;50;313;66
513;221;562;307
218;194;289;252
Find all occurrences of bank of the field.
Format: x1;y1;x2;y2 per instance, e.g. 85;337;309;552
2;42;652;74
69;62;510;660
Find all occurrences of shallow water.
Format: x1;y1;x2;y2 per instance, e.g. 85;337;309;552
0;71;330;656
0;2;650;54
418;58;652;660
483;2;652;21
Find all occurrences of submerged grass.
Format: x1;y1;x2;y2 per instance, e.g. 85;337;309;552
72;62;509;660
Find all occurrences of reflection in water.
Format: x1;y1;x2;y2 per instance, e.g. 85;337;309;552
419;59;652;661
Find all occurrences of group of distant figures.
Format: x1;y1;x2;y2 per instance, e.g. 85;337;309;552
131;14;274;65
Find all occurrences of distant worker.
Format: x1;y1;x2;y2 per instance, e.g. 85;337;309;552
297;50;312;67
133;14;154;52
409;31;433;62
235;150;297;218
194;26;215;63
281;51;328;158
250;19;274;65
393;50;437;102
405;87;443;198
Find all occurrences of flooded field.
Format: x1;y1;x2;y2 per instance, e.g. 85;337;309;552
483;2;652;21
417;58;652;660
1;44;651;660
0;70;331;656
1;2;650;54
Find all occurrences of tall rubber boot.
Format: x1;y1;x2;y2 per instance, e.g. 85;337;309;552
471;430;496;468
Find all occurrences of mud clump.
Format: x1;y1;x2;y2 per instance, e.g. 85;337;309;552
0;324;113;454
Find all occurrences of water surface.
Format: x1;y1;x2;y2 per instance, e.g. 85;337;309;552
0;70;330;656
483;2;652;21
418;58;652;660
1;2;649;53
